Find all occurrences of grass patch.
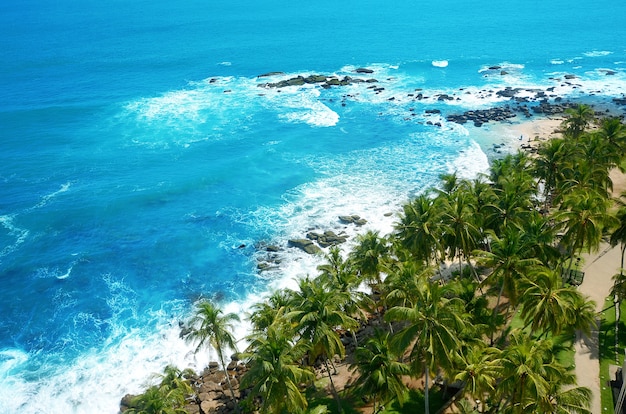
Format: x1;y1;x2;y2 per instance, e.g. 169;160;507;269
599;297;626;413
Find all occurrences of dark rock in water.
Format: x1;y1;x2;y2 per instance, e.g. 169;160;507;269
425;109;441;114
489;65;502;70
257;71;285;77
355;67;374;74
338;215;366;225
288;239;322;255
496;87;521;98
564;74;577;80
437;94;454;101
500;71;509;75
306;230;348;247
614;97;626;106
266;245;280;252
474;121;483;127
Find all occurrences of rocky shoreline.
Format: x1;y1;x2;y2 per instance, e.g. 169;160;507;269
253;68;626;129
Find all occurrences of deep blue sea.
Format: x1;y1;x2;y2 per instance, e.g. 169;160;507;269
1;0;626;412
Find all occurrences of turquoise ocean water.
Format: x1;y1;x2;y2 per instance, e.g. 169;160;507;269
1;0;626;412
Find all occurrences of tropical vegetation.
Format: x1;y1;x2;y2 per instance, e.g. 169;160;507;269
124;105;626;414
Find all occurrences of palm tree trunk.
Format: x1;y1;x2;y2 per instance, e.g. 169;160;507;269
324;357;343;414
490;283;506;345
424;363;430;414
218;350;239;413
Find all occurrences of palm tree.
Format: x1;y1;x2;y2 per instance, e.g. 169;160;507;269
518;267;590;337
156;365;194;403
350;328;410;413
453;343;501;413
474;228;539;342
318;246;370;346
248;290;293;333
496;330;562;414
510;352;591;414
439;186;481;280
287;276;357;413
394;193;443;265
350;230;390;288
126;385;187;414
520;211;560;267
561;104;595;138
383;259;434;309
598;117;626;154
533;137;568;212
555;189;616;272
385;274;467;414
241;325;314;414
183;300;240;407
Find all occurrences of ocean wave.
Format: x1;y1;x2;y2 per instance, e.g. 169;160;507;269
0;215;29;258
583;50;613;57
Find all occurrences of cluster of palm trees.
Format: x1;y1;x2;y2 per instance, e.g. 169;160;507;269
127;105;626;414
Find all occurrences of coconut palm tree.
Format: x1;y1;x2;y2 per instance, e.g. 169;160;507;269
598;117;626;153
155;365;194;403
385;274;467;414
126;384;187;414
518;267;590;337
350;230;390;288
287;276;358;413
318;246;370;346
474;228;540;341
383;259;434;309
453;343;501;412
249;290;293;333
533;137;568;212
241;325;314;414
439;186;481;280
496;330;564;414
508;350;592;414
183;300;240;407
394;193;443;265
520;211;560;268
350;328;410;413
555;189;616;272
562;104;595;139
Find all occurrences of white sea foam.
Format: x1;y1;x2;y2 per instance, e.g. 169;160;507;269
550;59;564;65
0;215;29;258
432;60;449;68
583;50;613;57
30;182;71;210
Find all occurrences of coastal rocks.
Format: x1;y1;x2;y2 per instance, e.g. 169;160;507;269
288;238;322;255
306;230;349;247
257;74;377;89
446;106;517;126
354;67;374;74
338;215;368;226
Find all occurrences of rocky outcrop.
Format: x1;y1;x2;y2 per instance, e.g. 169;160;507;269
287;238;322;255
257;74;377;89
446;106;517;126
120;358;251;414
338;215;368;226
306;230;348;247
